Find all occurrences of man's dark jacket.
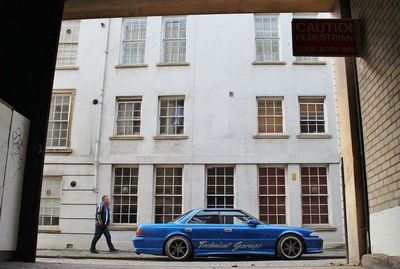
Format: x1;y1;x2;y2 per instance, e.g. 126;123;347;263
95;202;110;226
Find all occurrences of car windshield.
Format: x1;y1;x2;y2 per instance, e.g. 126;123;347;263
168;210;193;223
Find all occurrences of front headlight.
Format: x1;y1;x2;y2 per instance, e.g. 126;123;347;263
309;232;319;237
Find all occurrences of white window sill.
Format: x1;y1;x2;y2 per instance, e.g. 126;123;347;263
302;225;337;232
109;225;137;231
153;135;189;140
156;62;190;67
109;135;144;140
293;61;327;65
297;134;332;139
55;66;79;70
115;64;148;68
38;226;61;233
252;61;286;65
46;148;73;154
253;134;290;139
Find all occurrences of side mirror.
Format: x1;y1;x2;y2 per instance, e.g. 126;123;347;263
247;219;258;226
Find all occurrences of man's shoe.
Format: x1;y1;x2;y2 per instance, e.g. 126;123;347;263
90;249;99;254
110;248;119;252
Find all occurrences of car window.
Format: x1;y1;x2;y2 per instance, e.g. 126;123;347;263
168;210;193;223
188;210;220;224
220;211;252;225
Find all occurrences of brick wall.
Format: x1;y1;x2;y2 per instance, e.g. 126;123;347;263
350;0;400;214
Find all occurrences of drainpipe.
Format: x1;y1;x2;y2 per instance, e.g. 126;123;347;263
93;19;111;192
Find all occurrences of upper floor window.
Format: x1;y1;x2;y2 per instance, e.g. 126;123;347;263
295;56;320;63
159;97;185;135
46;92;73;148
116;97;141;136
120;18;146;64
299;97;325;134
257;97;283;134
57;20;80;67
39;176;62;226
162;17;187;63
255;15;279;62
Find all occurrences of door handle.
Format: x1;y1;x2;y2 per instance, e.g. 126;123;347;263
224;228;232;232
185;228;192;232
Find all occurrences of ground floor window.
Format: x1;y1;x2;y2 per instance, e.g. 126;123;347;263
155;166;183;223
258;167;286;224
113;167;138;224
206;166;234;208
301;166;329;224
39;176;62;226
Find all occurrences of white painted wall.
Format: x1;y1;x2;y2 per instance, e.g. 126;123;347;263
39;13;344;251
370;206;400;256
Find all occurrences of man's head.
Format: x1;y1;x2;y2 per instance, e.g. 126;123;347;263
102;195;110;206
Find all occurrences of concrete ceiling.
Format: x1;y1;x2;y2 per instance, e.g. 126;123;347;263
63;0;337;20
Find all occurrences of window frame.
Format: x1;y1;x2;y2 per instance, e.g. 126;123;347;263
300;165;330;226
39;176;62;227
161;16;187;64
154;165;184;224
119;18;147;65
46;90;75;150
256;96;285;134
254;14;281;62
111;165;139;226
114;96;142;136
205;165;235;209
157;96;185;136
298;96;326;134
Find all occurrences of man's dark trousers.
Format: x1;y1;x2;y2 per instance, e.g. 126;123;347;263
90;224;115;251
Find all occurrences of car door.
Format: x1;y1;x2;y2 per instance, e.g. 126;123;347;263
184;210;231;254
219;210;269;253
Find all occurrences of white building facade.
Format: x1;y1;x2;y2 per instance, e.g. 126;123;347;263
38;13;344;251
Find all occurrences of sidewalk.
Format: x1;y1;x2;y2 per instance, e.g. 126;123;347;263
37;248;347;261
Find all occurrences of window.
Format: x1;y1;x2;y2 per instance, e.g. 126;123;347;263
259;167;286;224
159;97;185;135
120;18;146;64
301;166;329;224
257;97;283;133
116;97;141;135
162;17;187;63
155;166;183;223
220;210;252;225
206;166;234;208
255;15;279;62
295;56;320;62
299;97;325;134
189;210;220;224
113;167;138;224
46;93;73;148
39;177;62;226
56;20;80;67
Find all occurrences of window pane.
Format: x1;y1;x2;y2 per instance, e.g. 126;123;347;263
39;177;62;226
154;167;183;223
46;94;72;148
57;20;80;67
206;166;234;208
162;17;186;63
116;99;141;135
113;167;138;224
255;16;279;62
257;98;284;134
159;97;184;135
301;166;329;224
121;18;146;64
299;98;325;134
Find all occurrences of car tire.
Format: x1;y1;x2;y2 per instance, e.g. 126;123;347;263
165;236;193;261
276;234;304;260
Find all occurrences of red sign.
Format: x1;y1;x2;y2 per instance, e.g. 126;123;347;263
292;19;360;57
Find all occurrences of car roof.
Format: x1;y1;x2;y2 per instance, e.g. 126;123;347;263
194;208;243;211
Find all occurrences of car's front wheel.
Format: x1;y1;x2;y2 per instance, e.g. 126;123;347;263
276;234;304;260
165;236;192;261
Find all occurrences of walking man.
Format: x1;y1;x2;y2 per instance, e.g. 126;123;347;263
90;195;118;253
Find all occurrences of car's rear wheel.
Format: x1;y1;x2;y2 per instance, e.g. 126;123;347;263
276;234;304;260
165;236;192;261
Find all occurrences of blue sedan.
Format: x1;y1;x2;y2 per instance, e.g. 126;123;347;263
133;208;323;261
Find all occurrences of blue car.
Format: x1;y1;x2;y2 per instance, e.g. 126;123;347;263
133;208;323;261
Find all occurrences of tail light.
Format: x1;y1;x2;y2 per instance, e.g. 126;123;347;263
136;229;143;236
